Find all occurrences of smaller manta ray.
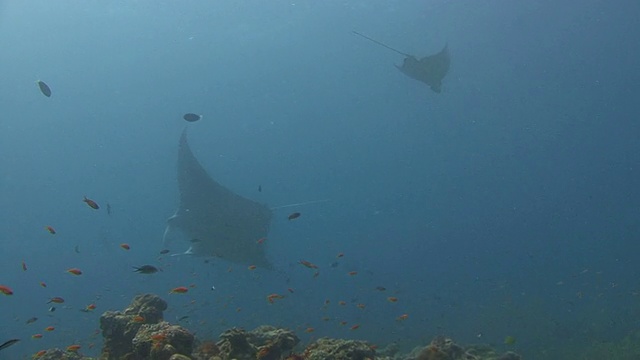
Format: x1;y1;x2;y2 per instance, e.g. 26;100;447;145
353;31;450;93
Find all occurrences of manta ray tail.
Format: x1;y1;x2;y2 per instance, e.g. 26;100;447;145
270;199;331;210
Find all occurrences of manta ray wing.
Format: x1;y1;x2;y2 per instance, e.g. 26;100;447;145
164;129;273;268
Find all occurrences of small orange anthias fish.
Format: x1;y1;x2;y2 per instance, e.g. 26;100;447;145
47;297;65;304
45;226;56;234
150;333;166;342
34;350;47;357
83;196;100;210
21;260;27;271
39;282;47;288
132;315;145;323
44;326;55;332
67;268;82;276
248;265;257;270
66;344;81;352
298;260;319;269
32;334;43;339
0;285;14;295
387;296;399;303
169;286;189;294
305;327;315;333
120;243;131;250
336;252;344;258
350;324;360;330
396;314;409;321
85;303;97;311
266;293;285;304
348;271;358;276
256;237;266;244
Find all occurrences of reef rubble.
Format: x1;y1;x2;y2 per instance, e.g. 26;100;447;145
32;293;521;360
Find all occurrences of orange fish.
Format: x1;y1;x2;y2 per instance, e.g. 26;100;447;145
150;333;166;342
120;243;130;250
83;196;100;210
66;344;81;352
348;271;358;276
132;315;145;323
298;260;318;269
32;334;43;339
0;285;13;295
39;282;47;288
339;321;348;326
44;326;55;332
350;324;360;330
336;252;344;258
45;226;56;234
248;265;257;270
67;268;82;276
396;314;409;321
169;286;189;294
85;303;97;311
356;303;366;309
338;301;346;306
34;350;47;358
387;296;399;303
47;297;64;304
266;293;285;304
21;260;27;271
305;327;315;333
256;237;267;244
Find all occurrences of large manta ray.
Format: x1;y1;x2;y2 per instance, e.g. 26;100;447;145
162;130;273;268
353;31;450;93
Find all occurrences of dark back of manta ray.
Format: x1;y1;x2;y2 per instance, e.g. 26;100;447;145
398;44;450;93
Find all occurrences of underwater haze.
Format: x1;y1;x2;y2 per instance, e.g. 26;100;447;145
1;0;640;359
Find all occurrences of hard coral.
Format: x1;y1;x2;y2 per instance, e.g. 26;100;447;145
303;338;375;360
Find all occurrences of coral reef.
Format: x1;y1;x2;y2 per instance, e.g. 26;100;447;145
99;293;193;360
303;337;376;360
31;293;522;360
212;325;300;360
406;337;521;360
30;348;88;360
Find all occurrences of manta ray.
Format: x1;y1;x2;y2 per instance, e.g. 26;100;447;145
162;130;273;268
353;31;450;93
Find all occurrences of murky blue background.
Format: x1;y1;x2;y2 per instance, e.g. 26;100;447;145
1;1;639;358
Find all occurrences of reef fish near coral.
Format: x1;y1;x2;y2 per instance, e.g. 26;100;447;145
162;129;273;268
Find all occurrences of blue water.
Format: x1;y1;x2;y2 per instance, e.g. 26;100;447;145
1;1;640;359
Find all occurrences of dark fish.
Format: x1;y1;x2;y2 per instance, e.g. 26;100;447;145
74;245;80;254
375;286;386;291
133;265;159;274
183;113;202;122
288;212;301;220
159;249;170;255
83;196;100;210
0;339;19;351
258;185;262;192
25;317;38;324
107;203;112;215
37;80;51;97
48;307;56;312
177;315;189;321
